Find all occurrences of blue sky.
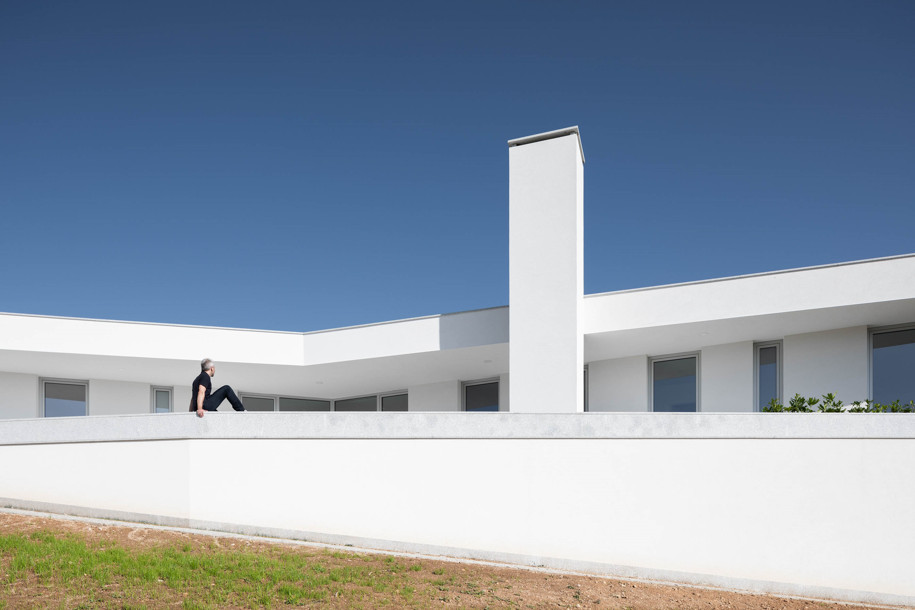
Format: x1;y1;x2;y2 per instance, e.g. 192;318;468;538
1;1;913;332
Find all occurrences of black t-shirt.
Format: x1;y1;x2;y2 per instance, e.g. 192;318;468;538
192;371;212;409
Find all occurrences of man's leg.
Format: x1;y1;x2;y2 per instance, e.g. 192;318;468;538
207;385;246;411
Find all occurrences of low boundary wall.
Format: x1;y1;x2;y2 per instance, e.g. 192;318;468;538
1;412;913;606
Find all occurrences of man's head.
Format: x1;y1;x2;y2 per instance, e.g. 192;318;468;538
201;358;216;377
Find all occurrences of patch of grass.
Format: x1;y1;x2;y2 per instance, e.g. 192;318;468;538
0;529;438;609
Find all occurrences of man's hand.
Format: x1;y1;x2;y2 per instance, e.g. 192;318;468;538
196;408;205;418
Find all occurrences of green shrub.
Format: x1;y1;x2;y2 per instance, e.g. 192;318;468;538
763;393;914;413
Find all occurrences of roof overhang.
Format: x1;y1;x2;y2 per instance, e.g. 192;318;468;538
583;254;915;360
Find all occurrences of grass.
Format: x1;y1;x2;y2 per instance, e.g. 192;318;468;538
0;520;856;610
0;529;455;609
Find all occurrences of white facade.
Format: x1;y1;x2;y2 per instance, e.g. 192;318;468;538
1;127;911;417
1;256;912;417
2;127;915;604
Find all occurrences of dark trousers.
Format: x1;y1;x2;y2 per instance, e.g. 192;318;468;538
203;385;246;411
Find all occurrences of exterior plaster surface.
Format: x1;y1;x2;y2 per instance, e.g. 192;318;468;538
783;327;868;401
0;439;190;519
0;372;38;419
90;380;152;416
173;385;192;414
407;381;460;412
701;342;754;412
587;356;648;412
509;131;584;413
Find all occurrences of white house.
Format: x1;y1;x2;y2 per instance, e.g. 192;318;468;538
0;127;912;418
1;128;914;606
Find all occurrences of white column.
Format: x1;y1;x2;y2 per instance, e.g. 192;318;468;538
508;127;585;413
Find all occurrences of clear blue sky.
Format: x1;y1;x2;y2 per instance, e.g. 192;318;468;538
2;1;913;332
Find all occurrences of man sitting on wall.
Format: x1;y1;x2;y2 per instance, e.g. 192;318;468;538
190;358;246;417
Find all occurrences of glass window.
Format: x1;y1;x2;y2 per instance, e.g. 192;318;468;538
153;388;172;413
44;381;87;418
651;356;698;412
465;381;499;412
335;395;377;412
756;343;780;411
243;396;276;412
872;327;915;404
279;397;331;412
381;393;408;412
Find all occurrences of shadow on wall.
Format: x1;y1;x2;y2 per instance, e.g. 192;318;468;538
438;308;509;351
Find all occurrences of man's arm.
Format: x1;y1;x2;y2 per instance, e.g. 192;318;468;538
196;385;206;418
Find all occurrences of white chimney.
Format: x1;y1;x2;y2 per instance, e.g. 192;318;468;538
508;127;585;413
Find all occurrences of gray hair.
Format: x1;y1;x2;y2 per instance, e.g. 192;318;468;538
200;358;215;372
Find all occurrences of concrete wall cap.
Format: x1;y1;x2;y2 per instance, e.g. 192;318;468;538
507;126;585;164
2;412;915;446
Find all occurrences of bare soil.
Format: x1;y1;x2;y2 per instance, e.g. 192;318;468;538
0;512;901;609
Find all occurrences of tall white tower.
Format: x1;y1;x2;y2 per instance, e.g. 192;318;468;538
508;127;585;413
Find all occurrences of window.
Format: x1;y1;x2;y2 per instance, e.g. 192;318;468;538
238;393;404;412
871;325;915;404
755;342;782;411
334;395;377;412
381;393;408;412
151;387;172;413
650;355;698;412
242;395;276;412
280;397;331;412
334;393;408;411
463;379;499;412
43;380;88;418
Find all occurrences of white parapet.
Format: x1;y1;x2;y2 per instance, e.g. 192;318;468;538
508;127;585;413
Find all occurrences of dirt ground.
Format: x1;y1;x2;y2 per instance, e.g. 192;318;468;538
0;511;903;609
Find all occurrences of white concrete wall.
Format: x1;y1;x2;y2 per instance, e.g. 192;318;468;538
1;413;914;606
784;327;868;402
0;372;39;419
509;129;584;413
90;380;153;416
408;381;460;412
174;385;192;414
0;439;191;520
701;342;753;412
587;356;648;412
